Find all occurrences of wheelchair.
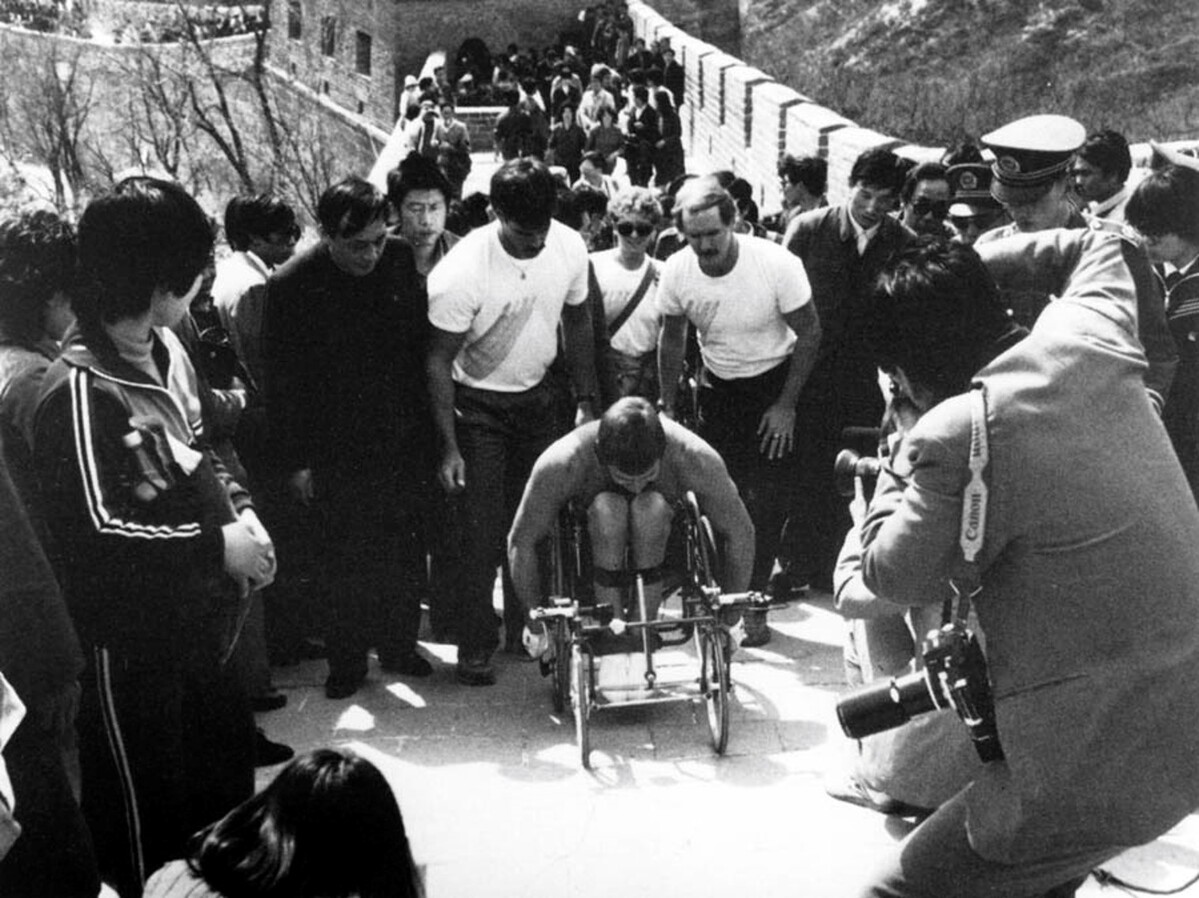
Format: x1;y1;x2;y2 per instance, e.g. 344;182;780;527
529;490;778;769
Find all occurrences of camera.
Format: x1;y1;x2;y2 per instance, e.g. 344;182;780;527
836;620;1004;762
834;448;881;497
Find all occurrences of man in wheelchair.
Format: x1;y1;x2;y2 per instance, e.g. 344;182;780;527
509;397;754;657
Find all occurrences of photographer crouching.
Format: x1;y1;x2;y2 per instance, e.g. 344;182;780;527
847;231;1199;898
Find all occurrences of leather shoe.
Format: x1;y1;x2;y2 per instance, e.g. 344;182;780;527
824;773;932;818
455;654;496;686
251;692;287;713
381;652;433;677
253;729;294;767
325;673;365;700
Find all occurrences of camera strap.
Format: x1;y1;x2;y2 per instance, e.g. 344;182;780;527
945;385;989;625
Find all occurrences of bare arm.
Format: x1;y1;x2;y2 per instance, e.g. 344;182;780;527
688;445;755;592
758;303;822;459
656;314;688;416
427;326;468;493
561;302;600;424
507;451;573;616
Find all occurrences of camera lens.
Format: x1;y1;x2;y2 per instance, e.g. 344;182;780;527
835;670;940;739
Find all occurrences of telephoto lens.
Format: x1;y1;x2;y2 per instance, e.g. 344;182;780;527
835;669;942;739
834;448;882;497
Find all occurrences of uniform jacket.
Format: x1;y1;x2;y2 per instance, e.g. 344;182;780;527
1155;256;1199;494
978;218;1177;410
860;229;1199;863
33;323;251;666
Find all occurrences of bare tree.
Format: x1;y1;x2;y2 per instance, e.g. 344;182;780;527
0;37;96;211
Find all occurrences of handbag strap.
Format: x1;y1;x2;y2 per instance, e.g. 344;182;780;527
605;260;657;338
945;384;989;625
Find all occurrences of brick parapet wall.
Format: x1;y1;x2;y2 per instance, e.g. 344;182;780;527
628;0;1199;215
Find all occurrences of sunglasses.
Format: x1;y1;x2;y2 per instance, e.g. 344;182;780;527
615;221;655;237
911;199;950;219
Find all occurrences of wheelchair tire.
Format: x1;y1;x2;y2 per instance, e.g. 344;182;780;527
685;491;718;590
551;619;571;715
571;644;592;769
699;626;730;754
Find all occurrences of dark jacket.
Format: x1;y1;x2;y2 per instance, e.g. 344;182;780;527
34;324;250;665
783;205;913;430
262;237;432;477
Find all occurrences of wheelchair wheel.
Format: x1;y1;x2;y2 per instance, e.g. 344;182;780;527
571;643;592;769
685;491;718;591
551;618;571;714
699;626;730;754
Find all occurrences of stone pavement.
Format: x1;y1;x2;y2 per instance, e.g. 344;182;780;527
258;591;1199;898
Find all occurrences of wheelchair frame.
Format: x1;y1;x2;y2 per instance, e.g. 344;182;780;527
530;490;777;769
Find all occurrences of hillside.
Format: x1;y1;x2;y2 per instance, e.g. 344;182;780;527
739;0;1199;146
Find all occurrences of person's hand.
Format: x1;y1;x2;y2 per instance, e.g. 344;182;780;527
757;402;796;459
522;623;551;660
239;508;277;589
289;468;314;505
439;448;467;494
849;474;868;528
222;519;273;598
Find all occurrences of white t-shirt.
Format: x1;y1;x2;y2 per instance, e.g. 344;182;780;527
657;234;812;380
428;219;589;391
590;250;659;356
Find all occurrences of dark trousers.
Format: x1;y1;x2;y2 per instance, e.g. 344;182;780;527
452;380;566;659
856;790;1115;898
78;646;254;898
0;700;99;898
697;363;800;591
321;466;427;681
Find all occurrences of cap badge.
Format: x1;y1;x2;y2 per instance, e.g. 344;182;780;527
997;156;1022;176
960;171;979;190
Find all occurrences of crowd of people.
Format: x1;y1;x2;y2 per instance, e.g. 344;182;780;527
3;2;1199;893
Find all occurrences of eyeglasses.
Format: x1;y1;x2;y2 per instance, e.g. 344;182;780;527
910;199;950;219
615;221;654;237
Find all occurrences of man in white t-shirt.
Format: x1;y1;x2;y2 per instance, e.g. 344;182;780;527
658;175;821;644
427;159;599;686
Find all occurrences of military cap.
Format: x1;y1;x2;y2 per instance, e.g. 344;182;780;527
947;162;1001;217
981;114;1085;205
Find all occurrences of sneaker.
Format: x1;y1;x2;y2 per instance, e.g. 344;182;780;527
455;654;496;686
324;672;365;700
380;652;434;677
253;729;295;767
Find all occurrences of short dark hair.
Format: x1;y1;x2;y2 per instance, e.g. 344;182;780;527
631;84;649;103
778;154;827;198
0;210;76;341
317;177;389;237
75;177;213;326
596;397;666;473
386;153;452;208
867;238;1016;400
1126;164;1199;244
490;158;558;228
901;162;949;203
850;148;905;194
223;194;297;252
571;183;608;218
581;150;607;170
1077;130;1131;184
189;749;421;898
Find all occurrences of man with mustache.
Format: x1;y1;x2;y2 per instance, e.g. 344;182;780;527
657;175;821;646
